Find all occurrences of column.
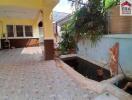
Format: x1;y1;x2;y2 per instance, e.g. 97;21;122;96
42;9;54;60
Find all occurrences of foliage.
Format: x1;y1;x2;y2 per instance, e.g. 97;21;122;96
68;0;85;11
103;0;119;10
59;23;76;54
68;0;107;44
68;0;120;11
59;0;110;53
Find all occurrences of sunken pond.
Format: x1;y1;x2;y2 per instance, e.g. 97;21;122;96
62;56;132;95
62;57;111;82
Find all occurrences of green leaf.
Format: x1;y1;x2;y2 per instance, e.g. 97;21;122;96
103;0;119;9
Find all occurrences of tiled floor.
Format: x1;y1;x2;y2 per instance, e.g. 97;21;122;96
0;47;97;100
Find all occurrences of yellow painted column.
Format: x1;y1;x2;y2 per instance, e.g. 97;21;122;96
0;21;3;38
42;9;55;60
2;20;7;37
42;9;54;39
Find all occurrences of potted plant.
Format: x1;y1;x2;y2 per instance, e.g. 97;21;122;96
59;23;76;55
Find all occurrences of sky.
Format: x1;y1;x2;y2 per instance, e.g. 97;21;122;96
53;0;72;13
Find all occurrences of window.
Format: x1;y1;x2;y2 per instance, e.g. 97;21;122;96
16;25;24;37
7;25;14;37
25;25;33;37
6;25;33;37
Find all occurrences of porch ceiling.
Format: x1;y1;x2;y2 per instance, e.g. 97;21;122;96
0;6;38;19
0;0;59;20
0;0;59;10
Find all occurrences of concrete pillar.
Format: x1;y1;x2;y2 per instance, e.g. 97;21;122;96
41;9;54;60
109;42;119;76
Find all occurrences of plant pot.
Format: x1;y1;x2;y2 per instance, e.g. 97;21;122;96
55;49;61;57
68;49;76;54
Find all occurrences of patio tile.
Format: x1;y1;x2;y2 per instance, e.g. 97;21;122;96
0;47;97;100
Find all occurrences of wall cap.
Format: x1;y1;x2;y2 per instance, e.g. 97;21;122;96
104;34;132;39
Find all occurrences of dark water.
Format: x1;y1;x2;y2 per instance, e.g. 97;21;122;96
62;57;111;82
114;79;132;95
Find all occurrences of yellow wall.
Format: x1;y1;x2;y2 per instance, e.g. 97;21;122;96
0;0;59;39
0;18;39;38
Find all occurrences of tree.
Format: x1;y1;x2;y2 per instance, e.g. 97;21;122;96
68;0;88;11
68;0;107;44
59;22;76;54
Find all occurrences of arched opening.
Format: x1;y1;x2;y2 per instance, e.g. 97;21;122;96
38;21;54;60
38;21;43;27
38;21;44;45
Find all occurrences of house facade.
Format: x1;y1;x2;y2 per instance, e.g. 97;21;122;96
52;12;70;44
0;0;59;60
54;14;71;44
109;6;132;34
